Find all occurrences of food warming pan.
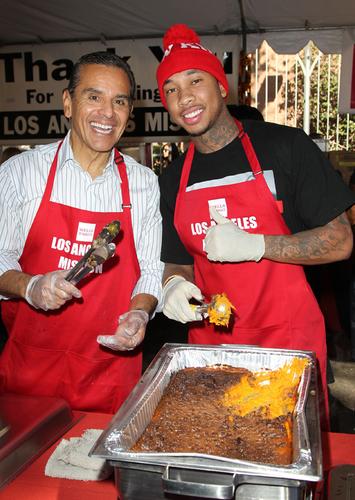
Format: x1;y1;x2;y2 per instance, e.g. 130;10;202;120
91;343;322;499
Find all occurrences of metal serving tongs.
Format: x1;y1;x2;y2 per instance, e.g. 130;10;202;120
65;220;120;286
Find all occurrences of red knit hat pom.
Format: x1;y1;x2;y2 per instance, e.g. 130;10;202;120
163;24;200;50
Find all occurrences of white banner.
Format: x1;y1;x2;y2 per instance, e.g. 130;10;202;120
0;36;240;144
339;29;355;115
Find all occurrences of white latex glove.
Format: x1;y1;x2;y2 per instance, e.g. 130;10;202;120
25;270;82;311
205;206;265;262
97;309;149;351
162;276;204;323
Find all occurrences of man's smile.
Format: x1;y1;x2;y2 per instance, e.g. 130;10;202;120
90;122;114;134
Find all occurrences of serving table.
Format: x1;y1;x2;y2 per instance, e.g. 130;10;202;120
0;411;117;500
0;410;354;500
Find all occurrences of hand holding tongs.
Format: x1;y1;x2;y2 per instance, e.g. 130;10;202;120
65;220;120;285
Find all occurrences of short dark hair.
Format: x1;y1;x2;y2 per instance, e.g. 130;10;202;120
0;147;22;164
67;51;136;102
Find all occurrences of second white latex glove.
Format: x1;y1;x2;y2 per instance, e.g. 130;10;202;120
162;276;204;323
97;309;149;351
25;270;82;311
205;206;265;262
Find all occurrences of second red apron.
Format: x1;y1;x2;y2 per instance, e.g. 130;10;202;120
174;123;328;427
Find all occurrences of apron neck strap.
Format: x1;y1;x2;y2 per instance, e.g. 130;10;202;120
233;118;263;176
42;140;63;203
114;148;132;210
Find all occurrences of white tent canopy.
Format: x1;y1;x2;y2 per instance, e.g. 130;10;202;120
1;0;354;144
1;0;354;53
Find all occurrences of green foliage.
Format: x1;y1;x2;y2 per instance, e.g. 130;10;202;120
284;45;355;151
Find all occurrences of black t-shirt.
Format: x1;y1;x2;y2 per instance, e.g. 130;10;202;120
159;120;355;265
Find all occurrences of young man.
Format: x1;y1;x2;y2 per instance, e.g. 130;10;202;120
0;52;163;413
156;24;355;427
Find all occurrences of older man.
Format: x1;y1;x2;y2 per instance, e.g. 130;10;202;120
0;51;163;412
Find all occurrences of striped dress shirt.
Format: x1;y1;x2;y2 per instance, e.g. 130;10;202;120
0;132;163;303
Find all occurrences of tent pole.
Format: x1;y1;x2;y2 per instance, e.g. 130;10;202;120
237;0;251;104
303;42;311;135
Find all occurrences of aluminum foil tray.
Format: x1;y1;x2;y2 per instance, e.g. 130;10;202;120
91;343;322;482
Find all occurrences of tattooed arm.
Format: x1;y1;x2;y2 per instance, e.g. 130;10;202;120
264;213;353;265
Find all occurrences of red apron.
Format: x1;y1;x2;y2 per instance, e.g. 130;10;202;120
0;144;141;413
174;122;329;427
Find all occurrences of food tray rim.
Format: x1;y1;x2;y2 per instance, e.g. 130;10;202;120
91;343;322;482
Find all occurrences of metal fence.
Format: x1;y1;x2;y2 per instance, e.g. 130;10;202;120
250;41;355;151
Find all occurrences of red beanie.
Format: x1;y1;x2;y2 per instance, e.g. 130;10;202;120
156;24;229;108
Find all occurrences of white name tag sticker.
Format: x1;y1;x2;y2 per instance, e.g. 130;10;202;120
76;222;96;242
208;198;228;217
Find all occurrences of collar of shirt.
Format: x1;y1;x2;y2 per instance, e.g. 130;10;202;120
56;131;121;183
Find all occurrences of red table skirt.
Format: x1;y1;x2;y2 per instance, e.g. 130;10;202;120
1;411;117;500
1;411;355;500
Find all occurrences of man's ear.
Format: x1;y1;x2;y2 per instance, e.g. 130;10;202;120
218;82;227;98
62;89;72;119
